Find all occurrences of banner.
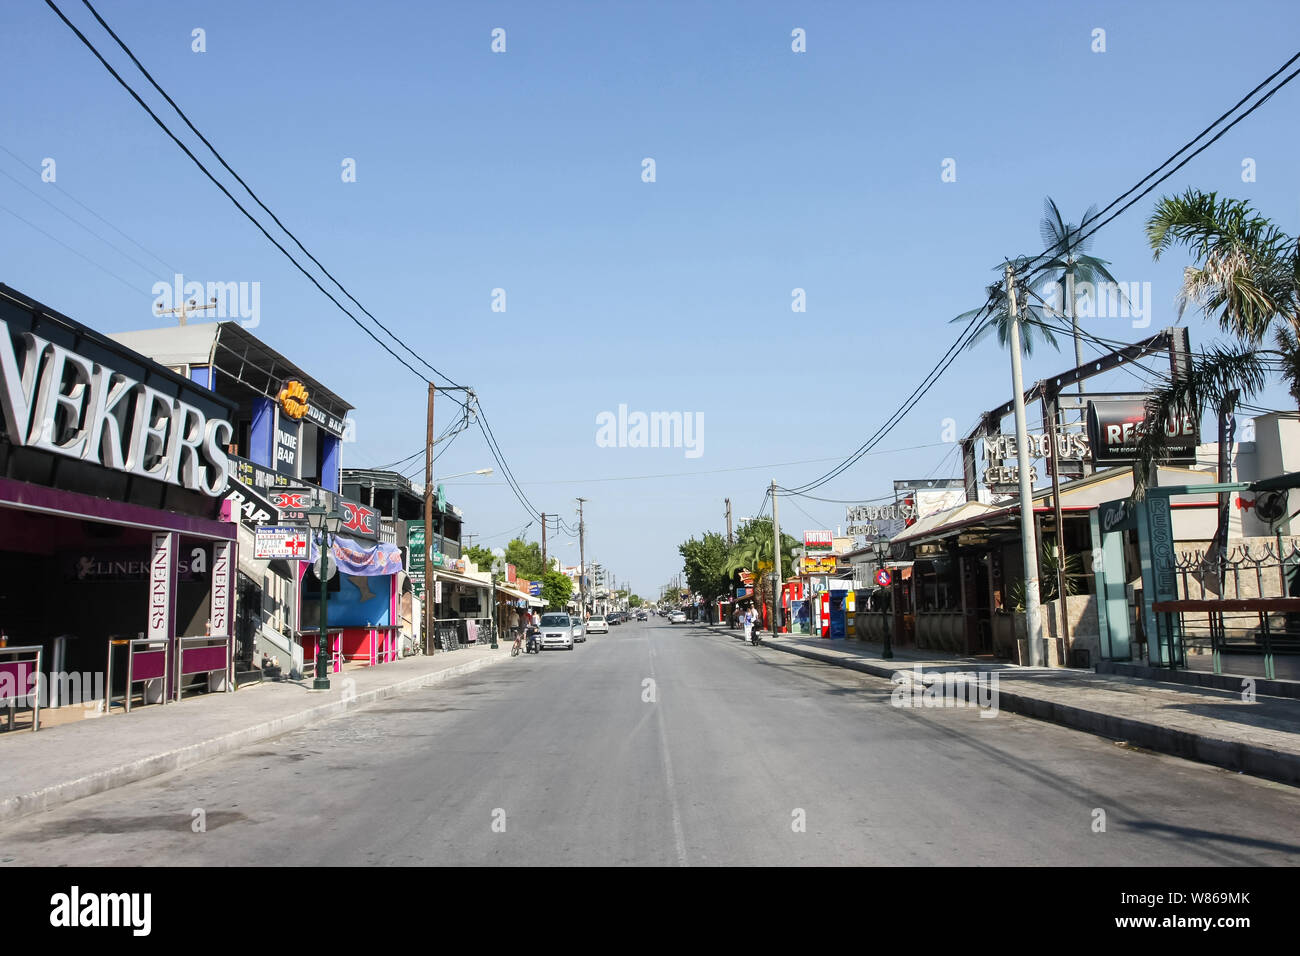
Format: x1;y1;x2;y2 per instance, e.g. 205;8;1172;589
801;555;837;574
308;534;404;577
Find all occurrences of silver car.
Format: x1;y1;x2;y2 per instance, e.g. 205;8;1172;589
538;612;575;651
572;616;586;642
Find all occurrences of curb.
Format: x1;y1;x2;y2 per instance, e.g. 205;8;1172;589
757;638;1300;787
0;652;503;824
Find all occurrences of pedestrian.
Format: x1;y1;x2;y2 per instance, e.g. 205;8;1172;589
743;605;754;644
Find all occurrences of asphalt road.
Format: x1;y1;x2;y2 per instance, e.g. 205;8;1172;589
3;617;1299;866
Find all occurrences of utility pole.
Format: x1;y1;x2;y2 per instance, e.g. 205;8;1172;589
771;479;783;635
725;498;733;545
156;295;218;327
423;383;435;654
577;498;587;620
541;513;547;575
1006;263;1044;667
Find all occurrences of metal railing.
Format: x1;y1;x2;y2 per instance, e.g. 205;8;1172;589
106;638;168;714
1153;597;1300;680
0;644;42;732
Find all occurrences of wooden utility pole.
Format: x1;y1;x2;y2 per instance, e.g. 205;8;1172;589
577;498;587;619
424;383;436;653
541;513;547;576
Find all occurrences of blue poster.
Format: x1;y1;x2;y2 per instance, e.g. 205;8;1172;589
828;591;846;639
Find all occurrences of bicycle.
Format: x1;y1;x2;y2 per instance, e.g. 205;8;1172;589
511;631;524;657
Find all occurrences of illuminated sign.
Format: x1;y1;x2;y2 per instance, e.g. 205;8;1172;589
278;380;310;420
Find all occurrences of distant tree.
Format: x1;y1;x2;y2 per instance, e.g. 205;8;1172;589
463;544;495;569
504;538;545;580
679;532;731;603
542;570;573;611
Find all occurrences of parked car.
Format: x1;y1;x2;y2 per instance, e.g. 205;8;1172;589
538;612;575;650
571;617;586;642
669;611;687;624
636;611;647;621
587;615;609;634
609;613;622;626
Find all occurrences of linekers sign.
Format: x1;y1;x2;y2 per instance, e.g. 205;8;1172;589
0;319;232;495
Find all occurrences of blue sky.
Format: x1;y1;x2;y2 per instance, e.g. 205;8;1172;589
3;0;1299;596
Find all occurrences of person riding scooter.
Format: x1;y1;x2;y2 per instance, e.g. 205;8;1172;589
525;622;542;654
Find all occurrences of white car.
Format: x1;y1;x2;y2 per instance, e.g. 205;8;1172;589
538;613;575;651
670;611;687;624
587;615;609;634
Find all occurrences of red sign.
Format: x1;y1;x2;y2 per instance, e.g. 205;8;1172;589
804;530;833;550
875;568;892;587
340;500;379;536
272;492;308;510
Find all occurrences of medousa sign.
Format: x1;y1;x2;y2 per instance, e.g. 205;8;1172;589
0;317;233;495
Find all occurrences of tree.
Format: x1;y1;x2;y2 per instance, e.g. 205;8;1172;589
1037;197;1125;390
504;538;545;580
1133;190;1299;490
541;570;573;611
725;518;799;626
679;532;731;603
463;544;494;569
628;594;643;608
951;254;1060;356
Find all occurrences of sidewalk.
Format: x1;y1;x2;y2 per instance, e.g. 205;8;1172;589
0;644;507;824
697;622;1300;787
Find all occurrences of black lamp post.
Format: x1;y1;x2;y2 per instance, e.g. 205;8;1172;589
308;506;342;689
875;536;893;660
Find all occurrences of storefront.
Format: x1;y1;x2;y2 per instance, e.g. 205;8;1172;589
299;532;404;670
0;285;237;724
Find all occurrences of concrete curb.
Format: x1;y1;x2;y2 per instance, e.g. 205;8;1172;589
757;637;1300;787
0;653;503;824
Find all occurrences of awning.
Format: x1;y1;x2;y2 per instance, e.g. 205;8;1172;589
434;568;491;590
496;583;532;602
527;595;546;608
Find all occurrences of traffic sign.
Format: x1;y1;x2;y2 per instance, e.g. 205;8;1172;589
875;568;892;587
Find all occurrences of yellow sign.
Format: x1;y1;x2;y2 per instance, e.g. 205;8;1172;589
278;380;310;420
802;555;837;574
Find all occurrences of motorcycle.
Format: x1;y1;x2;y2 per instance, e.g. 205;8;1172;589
525;625;542;654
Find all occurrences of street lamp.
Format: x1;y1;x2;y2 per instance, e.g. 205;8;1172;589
435;468;494;482
307;506;343;689
875;536;893;660
490;556;506;650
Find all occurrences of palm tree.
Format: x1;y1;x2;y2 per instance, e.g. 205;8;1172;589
1147;189;1300;406
1135;190;1300;483
725;518;799;628
1037;198;1126;402
952;255;1060;355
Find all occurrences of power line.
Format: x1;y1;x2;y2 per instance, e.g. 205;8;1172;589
44;0;442;387
0;141;180;274
0;203;142;294
73;0;465;393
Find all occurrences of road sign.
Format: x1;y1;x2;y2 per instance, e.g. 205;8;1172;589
254;526;310;560
875;568;892;587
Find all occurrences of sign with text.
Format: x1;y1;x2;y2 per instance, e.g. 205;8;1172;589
254;526;310;560
803;530;834;551
1087;399;1198;465
148;532;174;642
210;541;233;639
